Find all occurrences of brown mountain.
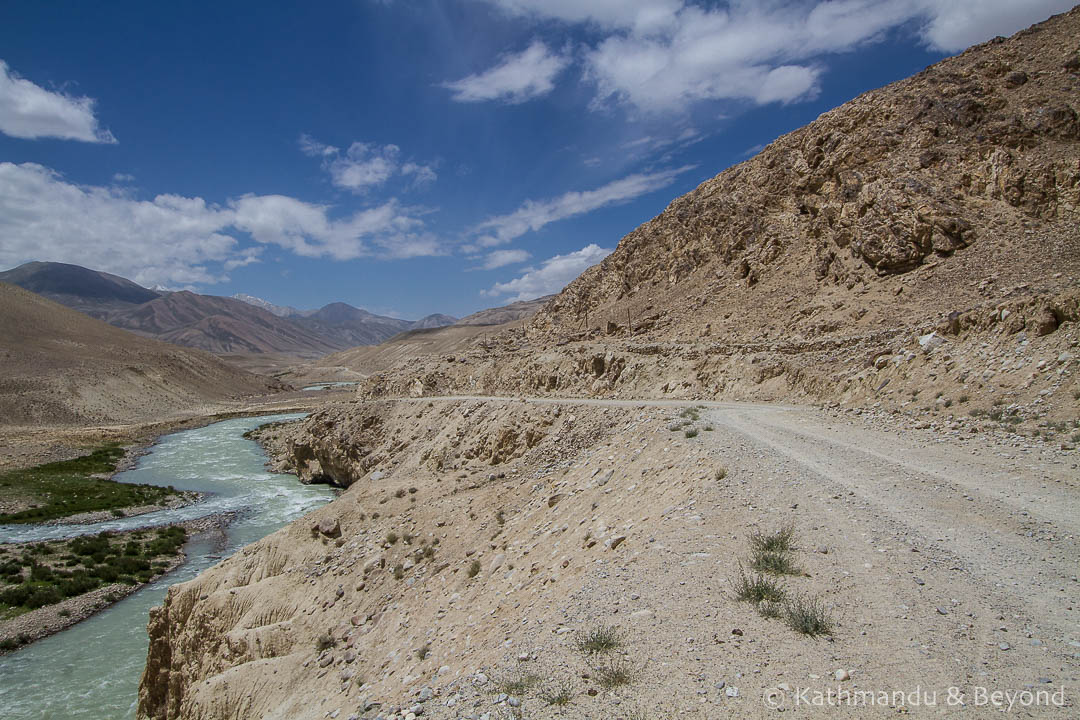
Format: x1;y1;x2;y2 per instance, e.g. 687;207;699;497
534;16;1080;346
308;295;553;380
106;291;341;357
0;282;282;427
289;302;413;348
410;313;459;330
1;263;456;355
0;261;161;319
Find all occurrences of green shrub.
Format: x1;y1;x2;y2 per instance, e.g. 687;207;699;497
750;549;800;575
538;677;575;706
784;594;833;637
732;568;787;604
749;524;796;554
575;624;622;655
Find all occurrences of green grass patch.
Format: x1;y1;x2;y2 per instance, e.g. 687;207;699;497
750;548;801;575
749;524;797;554
0;526;186;615
0;446;183;524
494;669;543;695
594;657;634;689
538;677;575;706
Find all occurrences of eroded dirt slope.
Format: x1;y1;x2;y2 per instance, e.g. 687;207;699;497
138;397;1078;719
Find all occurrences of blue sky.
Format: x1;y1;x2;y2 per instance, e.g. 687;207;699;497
0;1;1072;319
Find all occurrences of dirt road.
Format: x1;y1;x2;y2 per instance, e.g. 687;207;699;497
423;395;1080;715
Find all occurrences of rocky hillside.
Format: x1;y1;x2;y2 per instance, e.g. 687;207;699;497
0;283;283;427
536;12;1080;341
345;9;1079;425
455;296;552;326
138;394;1079;719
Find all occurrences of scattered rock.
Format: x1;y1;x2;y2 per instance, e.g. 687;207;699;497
317;517;342;538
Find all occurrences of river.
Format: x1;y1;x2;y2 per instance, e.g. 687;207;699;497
0;414;334;720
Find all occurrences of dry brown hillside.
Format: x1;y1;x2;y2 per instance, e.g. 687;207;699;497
535;12;1080;342
0;282;284;427
344;9;1079;426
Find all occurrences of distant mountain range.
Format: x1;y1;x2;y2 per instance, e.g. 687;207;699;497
231;293;303;318
0;282;281;426
0;262;458;357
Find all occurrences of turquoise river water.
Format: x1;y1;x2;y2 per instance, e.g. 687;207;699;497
0;414;334;720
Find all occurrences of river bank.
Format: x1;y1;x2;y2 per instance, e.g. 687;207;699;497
0;512;235;654
0;390;332;474
0;413;336;720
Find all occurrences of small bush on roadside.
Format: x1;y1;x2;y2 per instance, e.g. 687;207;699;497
594;657;634;689
494;669;542;695
732;567;787;604
749;524;797;555
538;677;575;706
575;624;622;655
750;548;800;576
784;594;833;637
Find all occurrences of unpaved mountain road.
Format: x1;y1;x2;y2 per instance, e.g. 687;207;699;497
415;394;1078;715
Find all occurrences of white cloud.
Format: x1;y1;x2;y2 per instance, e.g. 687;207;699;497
478;248;531;270
483;0;682;33
300;135;438;193
402;161;438;188
0;163;235;286
915;0;1076;52
0;162;441;288
112;172;135;183
443;41;570;104
481;1;1075;113
298;133;338;157
472;165;693;247
329;142;401;192
485;243;611;301
0;60;116;143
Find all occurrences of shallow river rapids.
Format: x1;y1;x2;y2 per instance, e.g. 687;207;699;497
0;414;334;719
